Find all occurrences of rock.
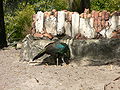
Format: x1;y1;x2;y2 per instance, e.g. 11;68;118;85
20;34;54;62
20;35;120;66
16;42;23;49
104;76;120;90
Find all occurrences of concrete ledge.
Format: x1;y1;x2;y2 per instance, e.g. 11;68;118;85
70;39;120;66
20;35;120;66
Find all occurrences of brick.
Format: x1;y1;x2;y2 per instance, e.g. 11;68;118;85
32;14;37;21
105;21;109;27
101;20;105;28
44;12;48;18
80;13;84;18
87;14;91;18
83;13;87;18
84;8;90;14
33;33;44;38
99;12;102;17
97;18;101;25
54;12;58;17
43;33;53;39
52;9;57;12
105;12;110;21
101;11;106;20
91;10;96;18
68;12;73;21
94;11;99;19
31;28;36;35
95;27;99;32
47;12;51;17
110;11;120;16
94;19;98;26
62;10;68;12
97;25;102;32
31;21;36;28
110;31;120;38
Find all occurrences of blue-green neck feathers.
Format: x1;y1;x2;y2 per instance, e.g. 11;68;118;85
55;43;65;49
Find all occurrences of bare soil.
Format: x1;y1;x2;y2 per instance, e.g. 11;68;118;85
0;47;120;90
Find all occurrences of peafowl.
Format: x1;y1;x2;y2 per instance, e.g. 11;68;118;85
32;41;70;66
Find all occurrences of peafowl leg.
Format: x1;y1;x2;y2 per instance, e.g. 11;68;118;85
56;58;59;66
62;57;65;64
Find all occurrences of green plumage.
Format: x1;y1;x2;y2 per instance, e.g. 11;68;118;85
32;42;70;65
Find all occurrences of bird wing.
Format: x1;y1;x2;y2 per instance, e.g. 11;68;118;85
32;48;46;61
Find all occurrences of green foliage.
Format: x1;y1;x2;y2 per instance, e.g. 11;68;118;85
34;0;54;12
5;4;35;42
53;0;68;11
4;0;68;42
4;0;120;43
34;0;68;12
91;0;120;12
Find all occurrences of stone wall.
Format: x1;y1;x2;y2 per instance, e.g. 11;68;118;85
20;9;120;65
31;9;120;39
20;34;120;66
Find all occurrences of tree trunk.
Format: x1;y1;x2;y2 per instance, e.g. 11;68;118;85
0;0;7;49
80;0;90;13
68;0;90;13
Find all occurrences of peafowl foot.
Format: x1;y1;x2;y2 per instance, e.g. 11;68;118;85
56;58;59;66
61;63;67;66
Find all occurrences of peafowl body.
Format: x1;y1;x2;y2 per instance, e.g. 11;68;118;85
32;42;70;65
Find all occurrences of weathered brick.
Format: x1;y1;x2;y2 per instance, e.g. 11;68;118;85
32;14;37;21
52;9;57;12
105;12;110;21
33;33;44;38
84;8;90;14
83;13;87;18
87;14;91;18
80;13;84;18
91;10;96;18
94;11;99;19
99;12;102;17
102;11;107;19
105;21;109;27
97;25;102;32
101;20;105;27
97;18;101;25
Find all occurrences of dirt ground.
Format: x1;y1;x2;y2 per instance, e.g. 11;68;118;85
0;47;120;90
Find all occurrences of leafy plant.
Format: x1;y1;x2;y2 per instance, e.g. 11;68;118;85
34;0;68;12
91;0;120;12
5;4;35;42
4;0;68;43
4;0;120;43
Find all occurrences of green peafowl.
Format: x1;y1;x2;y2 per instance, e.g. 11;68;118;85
32;42;70;66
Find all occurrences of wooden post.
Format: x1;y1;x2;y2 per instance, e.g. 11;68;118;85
72;12;80;37
35;11;44;33
57;11;65;35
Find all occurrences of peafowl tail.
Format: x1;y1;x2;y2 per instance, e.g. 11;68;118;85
32;48;46;61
